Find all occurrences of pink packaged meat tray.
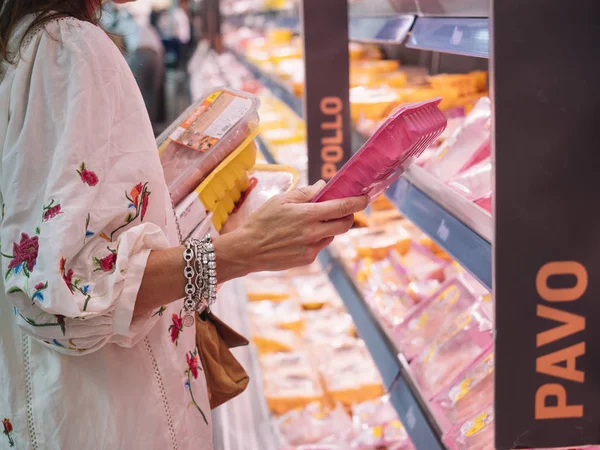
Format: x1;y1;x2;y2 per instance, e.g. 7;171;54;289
313;99;447;203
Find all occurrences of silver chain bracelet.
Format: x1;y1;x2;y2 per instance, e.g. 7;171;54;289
182;234;218;327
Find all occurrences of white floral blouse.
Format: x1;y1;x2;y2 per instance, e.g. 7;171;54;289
0;16;212;450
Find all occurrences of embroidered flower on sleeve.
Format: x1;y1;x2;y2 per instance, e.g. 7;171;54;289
2;233;39;279
85;213;95;240
93;247;117;273
32;281;48;302
42;200;63;222
2;418;14;447
169;312;184;345
184;348;208;425
109;182;151;240
77;162;99;187
59;257;93;310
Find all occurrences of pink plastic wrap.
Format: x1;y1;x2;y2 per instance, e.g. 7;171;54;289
366;288;418;328
394;278;478;360
443;405;494;450
313;99;447;203
426;97;491;182
276;402;353;447
431;348;494;432
157;88;260;205
409;304;493;399
474;194;491;213
447;157;491;201
398;243;447;282
351;395;414;450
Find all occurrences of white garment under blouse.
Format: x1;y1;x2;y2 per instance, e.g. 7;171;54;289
0;16;212;450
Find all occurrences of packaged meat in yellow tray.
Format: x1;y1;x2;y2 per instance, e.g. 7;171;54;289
248;299;305;333
314;338;384;407
290;273;344;310
303;309;355;343
351;59;400;75
252;325;301;354
245;273;291;302
262;352;325;414
428;73;480;96
350;86;400;122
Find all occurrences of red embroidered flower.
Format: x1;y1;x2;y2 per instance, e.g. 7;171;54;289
186;352;199;379
170;313;183;344
78;162;99;187
81;170;99;186
2;418;12;434
34;282;45;290
43;204;62;222
8;233;39;272
141;192;149;221
130;183;143;208
63;269;74;293
99;253;117;272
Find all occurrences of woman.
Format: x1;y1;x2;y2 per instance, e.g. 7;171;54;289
0;1;367;449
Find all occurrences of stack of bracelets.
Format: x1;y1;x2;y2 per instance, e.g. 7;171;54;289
182;234;217;327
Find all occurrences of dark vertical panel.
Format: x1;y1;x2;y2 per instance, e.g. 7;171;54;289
301;0;351;184
493;1;600;448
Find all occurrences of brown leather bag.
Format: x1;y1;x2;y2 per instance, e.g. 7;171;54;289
195;310;250;409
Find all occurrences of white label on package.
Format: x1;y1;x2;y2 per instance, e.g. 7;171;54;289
204;96;252;139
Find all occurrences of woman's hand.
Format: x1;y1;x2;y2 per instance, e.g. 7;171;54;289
213;180;368;281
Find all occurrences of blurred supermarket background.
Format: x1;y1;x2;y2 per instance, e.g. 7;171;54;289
109;1;596;450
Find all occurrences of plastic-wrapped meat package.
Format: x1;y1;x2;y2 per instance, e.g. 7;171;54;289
315;338;384;406
351;395;414;450
245;273;291;302
431;349;494;432
398;243;447;282
406;279;441;303
290;274;344;310
251;324;301;354
447;157;492;202
354;255;408;296
394;278;478;360
332;222;411;266
443;405;494;450
313;99;447;203
261;352;324;415
221;165;299;233
426;97;491;182
247;299;304;333
409;303;493;399
354;224;412;260
277;402;353;447
303;309;355;343
366;288;418;328
157;88;260;205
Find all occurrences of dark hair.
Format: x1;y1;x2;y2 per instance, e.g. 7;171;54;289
0;0;102;63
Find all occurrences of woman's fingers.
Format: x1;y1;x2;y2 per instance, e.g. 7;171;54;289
283;180;326;204
307;195;369;222
308;214;354;241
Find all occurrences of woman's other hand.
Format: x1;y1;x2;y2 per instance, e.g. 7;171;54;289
214;180;368;281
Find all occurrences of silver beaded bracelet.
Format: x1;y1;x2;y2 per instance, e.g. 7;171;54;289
182;234;218;327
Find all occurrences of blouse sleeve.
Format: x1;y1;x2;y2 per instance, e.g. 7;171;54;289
0;20;174;355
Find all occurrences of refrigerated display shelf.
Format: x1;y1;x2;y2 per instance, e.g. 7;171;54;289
225;13;415;44
227;47;304;117
318;248;446;450
228;46;493;291
407;17;490;58
211;281;281;450
253;129;446;450
388;165;492;290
